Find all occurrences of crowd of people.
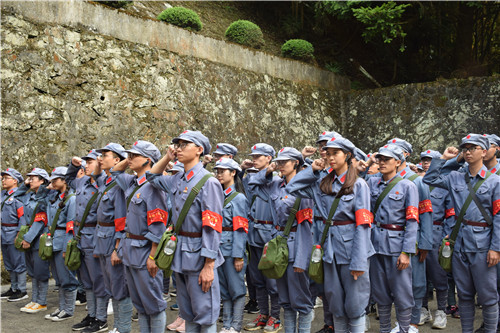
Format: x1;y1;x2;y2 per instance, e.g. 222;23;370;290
1;129;500;333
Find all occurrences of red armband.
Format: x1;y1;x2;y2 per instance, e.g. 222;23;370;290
418;199;433;215
66;221;74;234
445;208;455;219
355;209;373;227
493;199;500;216
34;212;48;226
233;216;249;233
17;206;24;218
114;217;126;232
296;208;313;224
202;210;222;233
147;208;168;226
406;206;419;222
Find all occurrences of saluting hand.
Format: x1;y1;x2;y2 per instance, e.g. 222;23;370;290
311;159;325;171
267;162;277;174
166;145;176;161
441;147;459;160
356;160;368;173
240;159;254;170
397;252;410;270
487;250;500;267
72;156;83;167
302;146;317;158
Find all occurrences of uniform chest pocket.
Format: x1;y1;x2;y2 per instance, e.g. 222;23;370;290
430;192;444;200
130;196;144;206
387;229;404;253
389;193;404;201
452;185;466;192
101;194;110;202
180;238;204;272
341;194;354;202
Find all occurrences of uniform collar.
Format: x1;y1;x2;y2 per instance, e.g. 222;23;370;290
326;167;333;174
333;170;347;184
183;162;204;183
105;175;113;185
136;174;147;186
489;160;500;174
379;174;398;185
224;185;235;196
59;192;66;200
7;188;17;195
398;166;414;178
468;164;489;179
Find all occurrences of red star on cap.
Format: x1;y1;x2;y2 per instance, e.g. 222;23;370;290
427;150;431;153
392;139;397;143
182;130;189;134
330;137;335;141
6;168;9;171
32;168;36;171
253;145;257;150
89;150;92;154
216;145;219;148
279;148;284;153
483;134;487;136
53;168;56;172
134;141;138;145
384;145;388;148
466;135;471;139
322;131;326;135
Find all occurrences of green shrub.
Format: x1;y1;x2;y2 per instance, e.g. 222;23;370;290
225;20;264;49
281;39;314;61
97;1;132;9
157;7;203;31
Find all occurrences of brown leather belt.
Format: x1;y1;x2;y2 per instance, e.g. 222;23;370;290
179;230;202;238
1;223;18;227
55;226;66;231
75;222;97;228
433;221;443;226
375;222;405;231
126;232;147;240
275;225;297;232
222;227;233;231
98;222;115;227
464;220;490;228
332;220;355;226
315;217;326;223
249;216;273;225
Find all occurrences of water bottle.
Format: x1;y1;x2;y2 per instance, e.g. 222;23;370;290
45;233;52;247
442;241;451;258
311;245;322;263
163;235;176;255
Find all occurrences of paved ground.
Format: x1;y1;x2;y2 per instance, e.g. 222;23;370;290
1;280;482;332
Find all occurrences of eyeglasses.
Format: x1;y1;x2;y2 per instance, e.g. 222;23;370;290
462;146;482;153
317;141;327;149
376;156;393;163
276;160;291;167
174;142;195;150
1;176;14;181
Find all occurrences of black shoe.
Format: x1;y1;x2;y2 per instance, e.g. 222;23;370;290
7;290;28;302
245;299;260;314
0;288;15;299
315;324;334;333
75;291;87;306
82;319;108;333
72;315;95;331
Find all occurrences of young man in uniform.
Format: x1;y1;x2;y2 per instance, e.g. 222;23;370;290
147;130;224;332
423;134;500;333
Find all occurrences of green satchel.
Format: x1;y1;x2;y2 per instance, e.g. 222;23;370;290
439;172;492;272
65;187;102;271
15;202;40;251
258;198;301;279
309;196;341;284
155;174;213;276
39;194;75;261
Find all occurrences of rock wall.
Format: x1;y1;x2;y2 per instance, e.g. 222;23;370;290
1;3;499;172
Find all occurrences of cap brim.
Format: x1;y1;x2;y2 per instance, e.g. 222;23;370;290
375;152;396;159
273;156;295;162
459;141;486;149
124;148;143;156
172;136;195;144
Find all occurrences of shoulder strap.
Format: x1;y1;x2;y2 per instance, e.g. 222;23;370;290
28;202;41;226
319;196;342;245
126;181;147;209
408;174;419;182
250;194;257;208
1;192;16;209
496;169;500;175
49;194;75;236
450;172;492;241
174;174;213;234
429;186;435;193
75;189;101;238
96;181;118;208
373;176;404;215
283;197;302;237
224;192;239;207
465;171;493;225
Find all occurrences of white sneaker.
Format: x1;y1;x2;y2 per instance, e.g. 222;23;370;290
418;307;432;325
108;329;120;333
20;301;35;312
390;322;400;333
409;325;419;333
432;310;447;329
391;322;399;333
365;315;370;332
229;328;240;333
107;299;114;315
45;308;60;320
314;297;323;308
219;329;231;333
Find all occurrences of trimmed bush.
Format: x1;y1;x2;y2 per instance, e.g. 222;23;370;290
97;1;132;9
281;39;314;61
157;7;203;31
225;20;264;49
